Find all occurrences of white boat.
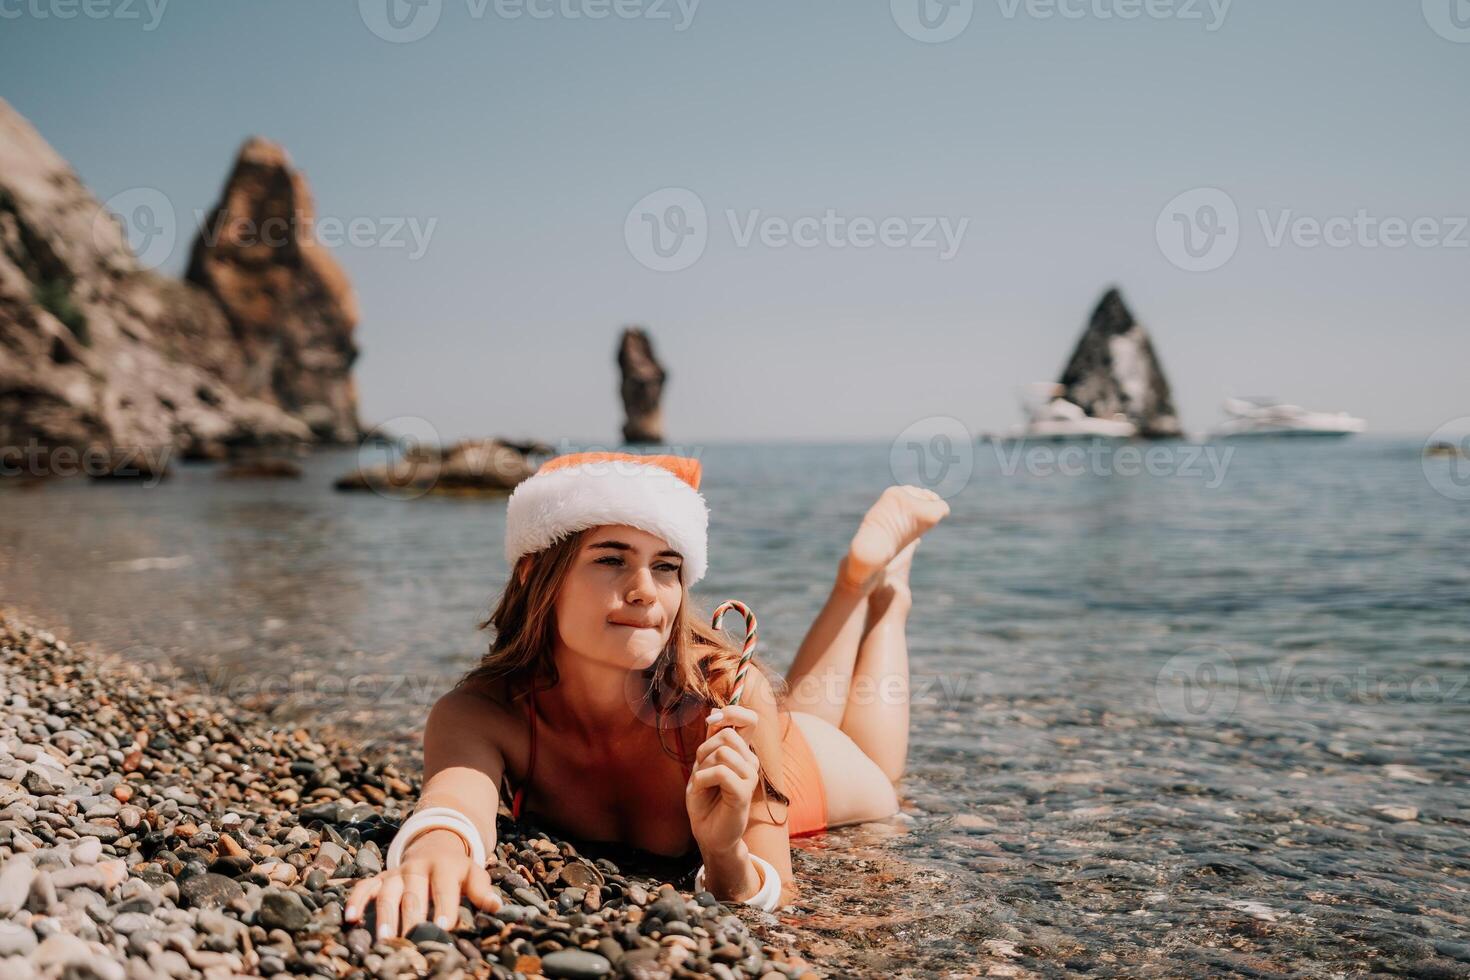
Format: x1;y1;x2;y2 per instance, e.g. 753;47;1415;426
1211;397;1366;438
1006;383;1138;441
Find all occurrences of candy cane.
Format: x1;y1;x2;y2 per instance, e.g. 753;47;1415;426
711;600;758;706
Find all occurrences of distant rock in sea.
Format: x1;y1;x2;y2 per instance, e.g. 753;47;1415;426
0;99;362;477
1058;288;1183;439
618;326;666;444
334;437;544;497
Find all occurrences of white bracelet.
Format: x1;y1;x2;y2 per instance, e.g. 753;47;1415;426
385;806;488;870
693;852;783;912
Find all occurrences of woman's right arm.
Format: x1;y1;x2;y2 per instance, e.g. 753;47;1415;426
345;690;507;938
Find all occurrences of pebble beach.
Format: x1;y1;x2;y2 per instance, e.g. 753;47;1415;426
0;609;834;980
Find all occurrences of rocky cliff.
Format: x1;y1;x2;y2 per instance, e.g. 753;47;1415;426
1058;288;1183;439
0;99;361;476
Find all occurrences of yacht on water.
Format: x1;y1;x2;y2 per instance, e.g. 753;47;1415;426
1006;383;1138;441
1211;397;1366;438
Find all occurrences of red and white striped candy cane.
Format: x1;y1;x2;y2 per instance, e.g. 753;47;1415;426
711;600;758;706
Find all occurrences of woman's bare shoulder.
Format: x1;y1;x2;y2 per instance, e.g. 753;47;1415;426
429;675;524;748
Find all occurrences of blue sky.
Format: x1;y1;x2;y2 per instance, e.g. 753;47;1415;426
3;0;1467;443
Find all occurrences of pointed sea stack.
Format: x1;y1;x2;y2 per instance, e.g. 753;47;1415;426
186;138;363;444
618;326;666;444
1058;288;1183;438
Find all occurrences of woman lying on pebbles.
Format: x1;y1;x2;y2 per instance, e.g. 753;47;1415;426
347;452;949;939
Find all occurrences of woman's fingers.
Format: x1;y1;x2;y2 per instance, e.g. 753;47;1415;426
374;875;404;940
345;875;381;923
706;704;759;742
696;727;758;770
689;764;746;800
708;744;755;782
431;868;462;931
464;864;503;913
398;870;431;935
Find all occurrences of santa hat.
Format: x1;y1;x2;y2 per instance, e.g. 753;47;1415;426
504;451;709;586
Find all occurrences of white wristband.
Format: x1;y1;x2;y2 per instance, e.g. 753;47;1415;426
385;806;488;870
693;852;783;912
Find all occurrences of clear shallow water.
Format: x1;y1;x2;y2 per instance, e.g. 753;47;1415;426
2;438;1467;976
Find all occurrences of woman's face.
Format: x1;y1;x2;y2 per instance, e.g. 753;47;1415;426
552;524;684;671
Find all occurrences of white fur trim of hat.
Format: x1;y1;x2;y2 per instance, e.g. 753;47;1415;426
504;455;710;586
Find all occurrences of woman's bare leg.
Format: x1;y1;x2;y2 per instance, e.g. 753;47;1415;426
839;546;915;783
784;486;948;734
782;562;873;726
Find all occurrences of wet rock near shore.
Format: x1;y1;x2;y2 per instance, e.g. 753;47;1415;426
0;610;827;979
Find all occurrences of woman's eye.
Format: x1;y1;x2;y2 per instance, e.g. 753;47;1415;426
594;555;680;574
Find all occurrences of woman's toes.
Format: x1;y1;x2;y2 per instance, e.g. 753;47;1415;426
840;488;948;592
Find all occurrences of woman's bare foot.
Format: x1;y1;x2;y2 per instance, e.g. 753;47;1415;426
866;542;917;628
838;486;949;593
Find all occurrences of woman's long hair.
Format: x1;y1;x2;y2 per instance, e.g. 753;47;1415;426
457;527;791;810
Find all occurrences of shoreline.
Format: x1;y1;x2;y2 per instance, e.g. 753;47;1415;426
0;606;828;979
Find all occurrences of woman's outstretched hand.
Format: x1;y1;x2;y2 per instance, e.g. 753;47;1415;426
344;829;502;940
685;703;762;855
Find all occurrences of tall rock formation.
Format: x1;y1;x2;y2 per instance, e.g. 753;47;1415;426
1058;288;1183;438
0;99;361;475
186;138;361;444
618;327;666;444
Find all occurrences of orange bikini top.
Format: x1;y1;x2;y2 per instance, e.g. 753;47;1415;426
506;685;695;821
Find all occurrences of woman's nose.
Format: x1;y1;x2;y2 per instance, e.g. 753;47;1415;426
626;564;657;602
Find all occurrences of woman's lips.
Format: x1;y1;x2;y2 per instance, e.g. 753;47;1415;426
609;620;659;629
